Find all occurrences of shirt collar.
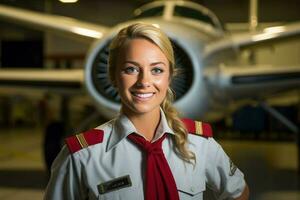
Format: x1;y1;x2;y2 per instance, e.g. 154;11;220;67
106;108;175;151
152;108;175;141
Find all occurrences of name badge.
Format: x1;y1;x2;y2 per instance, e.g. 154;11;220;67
98;175;132;194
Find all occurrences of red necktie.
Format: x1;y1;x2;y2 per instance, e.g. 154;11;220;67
127;133;179;200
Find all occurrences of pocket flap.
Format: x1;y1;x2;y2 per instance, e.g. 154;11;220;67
177;179;206;196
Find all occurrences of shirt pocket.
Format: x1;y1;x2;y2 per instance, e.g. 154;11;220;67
177;179;206;200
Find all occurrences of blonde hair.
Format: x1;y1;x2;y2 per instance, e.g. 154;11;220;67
108;23;195;163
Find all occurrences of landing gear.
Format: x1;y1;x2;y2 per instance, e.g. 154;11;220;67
42;95;103;175
260;102;299;173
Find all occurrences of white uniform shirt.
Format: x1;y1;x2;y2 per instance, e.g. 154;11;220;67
44;110;246;200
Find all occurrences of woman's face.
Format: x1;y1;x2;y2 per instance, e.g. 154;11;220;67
115;38;170;116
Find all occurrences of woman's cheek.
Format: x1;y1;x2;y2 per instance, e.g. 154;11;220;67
154;76;170;89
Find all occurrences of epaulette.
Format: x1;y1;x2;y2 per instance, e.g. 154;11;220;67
65;129;104;153
182;118;213;138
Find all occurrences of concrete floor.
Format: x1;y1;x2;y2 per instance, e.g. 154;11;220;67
0;127;299;200
0;128;46;199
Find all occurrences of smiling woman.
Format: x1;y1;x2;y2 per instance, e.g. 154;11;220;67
114;39;170;140
44;23;249;200
107;23;194;160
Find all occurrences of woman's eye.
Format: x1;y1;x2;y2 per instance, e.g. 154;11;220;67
151;67;164;74
123;66;139;74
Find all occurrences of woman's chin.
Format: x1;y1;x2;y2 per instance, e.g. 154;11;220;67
123;104;160;116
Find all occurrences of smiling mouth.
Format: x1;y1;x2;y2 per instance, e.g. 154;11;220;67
131;92;155;99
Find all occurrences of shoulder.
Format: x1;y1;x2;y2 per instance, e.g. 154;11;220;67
65;129;105;154
64;119;116;154
181;118;213;138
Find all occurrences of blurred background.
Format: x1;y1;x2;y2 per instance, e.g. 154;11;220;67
0;0;299;199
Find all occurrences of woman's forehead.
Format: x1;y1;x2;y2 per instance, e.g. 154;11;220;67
119;39;167;61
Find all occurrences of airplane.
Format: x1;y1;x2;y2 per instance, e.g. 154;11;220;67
0;0;299;158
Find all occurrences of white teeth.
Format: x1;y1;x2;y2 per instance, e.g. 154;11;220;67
133;93;154;98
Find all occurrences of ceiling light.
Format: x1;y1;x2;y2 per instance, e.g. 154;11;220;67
59;0;78;3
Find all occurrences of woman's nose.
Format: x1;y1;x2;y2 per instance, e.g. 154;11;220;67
136;72;151;87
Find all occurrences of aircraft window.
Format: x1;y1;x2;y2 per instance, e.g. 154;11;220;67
174;6;216;27
134;6;164;18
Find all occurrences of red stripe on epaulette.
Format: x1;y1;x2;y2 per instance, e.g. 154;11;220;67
83;129;104;146
65;135;82;154
181;118;196;133
65;129;104;154
202;122;213;137
181;118;213;138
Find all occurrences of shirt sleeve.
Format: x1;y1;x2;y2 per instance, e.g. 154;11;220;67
204;138;246;199
44;146;86;200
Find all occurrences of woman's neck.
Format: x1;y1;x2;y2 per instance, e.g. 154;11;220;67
123;108;161;141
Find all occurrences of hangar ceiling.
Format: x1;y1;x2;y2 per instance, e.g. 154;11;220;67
0;0;300;60
0;0;300;24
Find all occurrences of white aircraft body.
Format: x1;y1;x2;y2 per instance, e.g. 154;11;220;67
0;0;299;131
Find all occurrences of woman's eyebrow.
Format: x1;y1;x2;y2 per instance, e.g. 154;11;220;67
123;61;166;66
124;61;140;66
150;62;166;66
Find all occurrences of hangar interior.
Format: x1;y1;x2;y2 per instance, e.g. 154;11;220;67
0;0;299;199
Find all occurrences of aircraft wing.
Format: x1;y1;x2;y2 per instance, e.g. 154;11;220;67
0;4;109;42
203;22;300;101
204;64;300;101
203;21;300;57
0;69;84;95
